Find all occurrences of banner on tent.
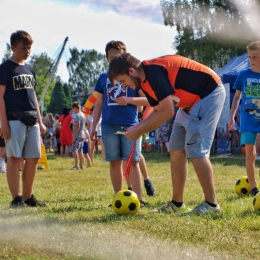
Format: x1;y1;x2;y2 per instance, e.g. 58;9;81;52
216;83;231;154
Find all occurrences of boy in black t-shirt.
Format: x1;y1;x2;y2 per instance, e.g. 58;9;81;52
0;30;46;208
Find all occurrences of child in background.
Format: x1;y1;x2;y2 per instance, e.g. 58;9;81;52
71;102;86;170
83;122;91;168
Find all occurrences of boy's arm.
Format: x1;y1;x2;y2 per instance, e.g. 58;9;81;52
73;121;80;142
85;128;91;144
116;89;149;106
0;85;10;140
229;90;241;131
34;92;46;135
91;93;103;140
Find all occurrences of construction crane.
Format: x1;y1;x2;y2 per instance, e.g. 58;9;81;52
39;36;69;111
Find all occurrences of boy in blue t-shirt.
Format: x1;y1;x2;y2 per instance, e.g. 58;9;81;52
229;40;260;196
91;41;149;204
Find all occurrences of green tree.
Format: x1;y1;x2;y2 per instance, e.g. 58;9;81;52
63;82;73;107
48;79;68;115
29;53;56;110
160;0;260;68
30;53;53;77
1;43;12;62
67;47;108;93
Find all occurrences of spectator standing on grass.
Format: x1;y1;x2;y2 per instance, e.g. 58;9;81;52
71;102;86;170
41;110;51;152
229;40;260;196
59;107;73;158
53;114;61;155
157;120;170;156
83;121;91;168
108;53;225;215
0;30;46;208
48;113;54;150
87;107;98;162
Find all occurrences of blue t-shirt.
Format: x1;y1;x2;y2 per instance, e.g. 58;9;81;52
233;68;260;132
94;72;139;126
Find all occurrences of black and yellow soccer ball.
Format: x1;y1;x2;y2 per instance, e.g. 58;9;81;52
235;176;258;196
112;190;140;215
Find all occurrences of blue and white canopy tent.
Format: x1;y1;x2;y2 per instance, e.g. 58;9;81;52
217;53;250;84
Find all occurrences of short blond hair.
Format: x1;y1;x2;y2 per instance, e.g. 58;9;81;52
247;40;260;52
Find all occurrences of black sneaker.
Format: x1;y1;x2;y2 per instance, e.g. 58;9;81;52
251;187;260;197
24;194;46;207
128;187;133;191
139;200;147;208
10;196;25;208
144;179;156;196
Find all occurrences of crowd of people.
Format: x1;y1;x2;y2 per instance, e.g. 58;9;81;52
1;30;260;216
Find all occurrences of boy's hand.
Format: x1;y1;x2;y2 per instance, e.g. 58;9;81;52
124;125;141;141
91;129;98;141
0;123;11;140
116;96;128;106
228;118;236;131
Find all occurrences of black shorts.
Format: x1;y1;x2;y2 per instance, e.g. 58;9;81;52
0;137;5;148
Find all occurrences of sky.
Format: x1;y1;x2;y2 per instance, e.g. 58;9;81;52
0;0;176;82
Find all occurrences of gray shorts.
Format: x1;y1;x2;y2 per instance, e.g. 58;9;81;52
5;121;41;159
169;85;226;158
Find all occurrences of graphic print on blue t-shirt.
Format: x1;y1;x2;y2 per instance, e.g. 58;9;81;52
243;78;260;120
233;68;260;132
94;72;139;126
106;78;127;106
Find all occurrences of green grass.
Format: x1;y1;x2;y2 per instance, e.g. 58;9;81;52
0;152;260;259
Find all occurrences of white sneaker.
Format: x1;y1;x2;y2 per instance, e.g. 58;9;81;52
181;202;221;216
157;201;191;213
0;162;6;173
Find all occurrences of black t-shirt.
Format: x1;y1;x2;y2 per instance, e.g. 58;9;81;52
0;60;37;120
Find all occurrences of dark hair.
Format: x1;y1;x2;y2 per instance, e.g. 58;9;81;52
62;107;70;119
71;101;81;109
10;30;33;47
108;53;141;84
105;40;127;58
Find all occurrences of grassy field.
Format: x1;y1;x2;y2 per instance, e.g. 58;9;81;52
0;151;260;259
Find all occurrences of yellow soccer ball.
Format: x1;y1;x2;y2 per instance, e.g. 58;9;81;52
235;176;258;196
112;190;140;215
